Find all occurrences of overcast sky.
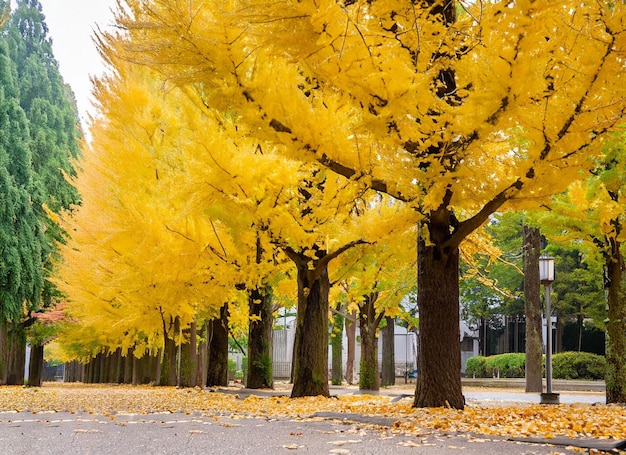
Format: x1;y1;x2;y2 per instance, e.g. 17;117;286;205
39;0;118;128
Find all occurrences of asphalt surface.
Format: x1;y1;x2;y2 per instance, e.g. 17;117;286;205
0;410;590;455
0;381;617;455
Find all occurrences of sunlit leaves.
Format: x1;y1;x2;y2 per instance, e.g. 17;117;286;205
115;0;626;221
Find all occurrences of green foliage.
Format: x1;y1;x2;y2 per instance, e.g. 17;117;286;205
465;356;487;378
466;352;606;380
545;243;606;330
487;353;526;379
5;0;80;309
233;357;248;379
552;351;606;380
0;36;44;321
461;212;525;327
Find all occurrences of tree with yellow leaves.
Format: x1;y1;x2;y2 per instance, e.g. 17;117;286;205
113;0;626;408
54;61;237;384
332;202;416;391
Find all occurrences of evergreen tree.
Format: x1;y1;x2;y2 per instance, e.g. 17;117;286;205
6;0;80;308
0;24;44;384
0;0;80;385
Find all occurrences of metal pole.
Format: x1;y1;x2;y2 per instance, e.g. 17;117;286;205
545;283;552;394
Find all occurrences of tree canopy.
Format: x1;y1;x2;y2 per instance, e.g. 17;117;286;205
107;0;626;408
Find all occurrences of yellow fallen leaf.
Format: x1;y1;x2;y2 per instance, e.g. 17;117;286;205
328;440;362;446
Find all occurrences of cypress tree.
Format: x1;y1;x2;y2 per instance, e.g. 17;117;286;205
0;0;80;384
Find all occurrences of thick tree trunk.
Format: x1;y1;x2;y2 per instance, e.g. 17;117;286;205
27;343;44;387
523;225;543;393
6;324;26;385
414;227;464;409
290;253;330;398
358;293;382;391
605;239;626;403
345;310;357;385
330;307;344;386
247;287;274;389
206;304;229;387
381;316;396;387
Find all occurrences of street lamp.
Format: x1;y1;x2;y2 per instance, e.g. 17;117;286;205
539;254;559;404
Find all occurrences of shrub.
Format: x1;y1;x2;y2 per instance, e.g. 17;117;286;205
465;356;487;378
552;351;606;380
465;351;606;380
485;353;526;378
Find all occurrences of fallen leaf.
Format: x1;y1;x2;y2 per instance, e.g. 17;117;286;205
328;440;362;446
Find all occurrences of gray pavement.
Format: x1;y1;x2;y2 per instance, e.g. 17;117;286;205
0;410;587;455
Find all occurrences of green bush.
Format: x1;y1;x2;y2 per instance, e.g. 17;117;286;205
465;351;606;380
465;356;487;378
485;353;526;378
552;351;606;380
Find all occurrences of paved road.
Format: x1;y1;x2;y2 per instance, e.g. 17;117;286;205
0;384;615;455
0;410;587;455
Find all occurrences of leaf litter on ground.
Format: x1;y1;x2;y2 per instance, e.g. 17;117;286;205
0;383;623;444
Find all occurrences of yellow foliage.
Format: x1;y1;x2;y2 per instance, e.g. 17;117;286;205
113;0;626;231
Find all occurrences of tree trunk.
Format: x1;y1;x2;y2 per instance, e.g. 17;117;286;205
381;316;396;387
345;310;357;385
196;323;208;387
358;293;382;391
6;323;26;385
605;238;626;403
330;306;344;386
247;286;274;389
179;320;197;387
289;251;330;398
0;321;7;384
161;332;177;386
577;312;584;352
206;304;229;387
27;343;44;387
123;349;133;384
523;224;543;393
414;225;464;409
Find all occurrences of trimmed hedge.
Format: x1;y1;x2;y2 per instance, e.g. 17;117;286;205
552;351;605;380
465;351;606;380
465;353;525;378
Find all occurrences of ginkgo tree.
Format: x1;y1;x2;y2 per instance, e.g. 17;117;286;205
57;40;409;395
54;62;238;384
113;0;626;408
332;206;416;391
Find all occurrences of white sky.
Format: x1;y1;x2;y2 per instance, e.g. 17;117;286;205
38;0;118;128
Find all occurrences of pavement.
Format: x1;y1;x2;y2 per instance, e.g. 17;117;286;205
0;380;617;455
0;410;584;455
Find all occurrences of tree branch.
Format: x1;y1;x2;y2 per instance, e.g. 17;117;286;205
445;171;531;248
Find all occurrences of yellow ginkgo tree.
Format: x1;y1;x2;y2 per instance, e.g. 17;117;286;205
113;0;626;408
54;61;237;384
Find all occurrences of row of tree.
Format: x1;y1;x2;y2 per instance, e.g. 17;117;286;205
51;40;418;393
100;0;626;409
3;0;626;411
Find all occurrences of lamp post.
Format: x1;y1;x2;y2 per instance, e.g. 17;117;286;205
539;254;559;404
